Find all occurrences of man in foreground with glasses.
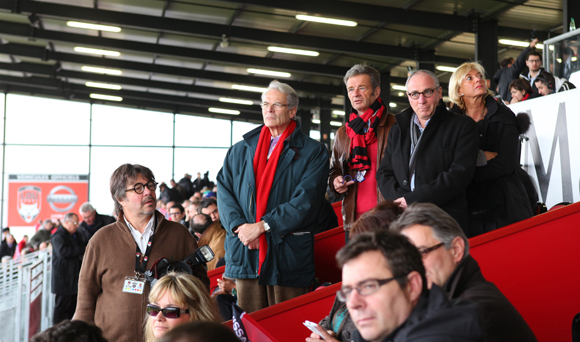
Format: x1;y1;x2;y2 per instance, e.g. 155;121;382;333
336;230;482;342
329;64;396;242
51;212;86;325
377;69;479;231
391;203;537;342
217;80;328;313
75;164;209;342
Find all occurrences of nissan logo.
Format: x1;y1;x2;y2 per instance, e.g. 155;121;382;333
46;185;78;212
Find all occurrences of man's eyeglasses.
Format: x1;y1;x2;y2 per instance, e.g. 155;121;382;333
407;88;437;100
336;277;402;302
261;102;289;110
417;243;444;258
125;181;158;194
146;304;190;319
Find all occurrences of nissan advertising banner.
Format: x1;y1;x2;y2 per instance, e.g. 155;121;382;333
8;174;88;226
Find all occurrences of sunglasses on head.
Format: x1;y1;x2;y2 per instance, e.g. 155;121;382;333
146;304;190;319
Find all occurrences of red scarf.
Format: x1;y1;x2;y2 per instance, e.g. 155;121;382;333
345;98;384;171
253;120;297;274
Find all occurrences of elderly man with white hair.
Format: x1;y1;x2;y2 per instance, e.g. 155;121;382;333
77;202;115;242
217;80;329;313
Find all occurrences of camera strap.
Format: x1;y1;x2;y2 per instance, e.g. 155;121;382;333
134;214;157;277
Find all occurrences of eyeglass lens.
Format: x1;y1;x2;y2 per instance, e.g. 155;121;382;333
146;304;182;319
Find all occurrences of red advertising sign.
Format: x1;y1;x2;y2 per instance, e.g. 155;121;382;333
8;174;89;226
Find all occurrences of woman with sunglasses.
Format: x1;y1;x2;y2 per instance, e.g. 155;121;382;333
144;272;219;342
448;62;533;237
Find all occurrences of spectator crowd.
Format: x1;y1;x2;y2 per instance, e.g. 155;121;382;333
16;41;572;341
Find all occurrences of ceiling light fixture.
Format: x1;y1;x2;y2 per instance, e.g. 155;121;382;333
219;98;253;105
498;39;544;50
312;119;321;124
392;85;407;91
332;110;345;116
209;108;240;115
268;46;319;57
389;103;397;108
67;21;121;32
82;66;122;75
232;84;269;93
247;68;291;78
85;82;122;90
330;121;343;127
436;66;458;73
295;15;357;27
398;92;405;97
74;47;121;57
90;94;122;101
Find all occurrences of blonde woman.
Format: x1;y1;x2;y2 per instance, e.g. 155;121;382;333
448;62;532;236
144;272;219;342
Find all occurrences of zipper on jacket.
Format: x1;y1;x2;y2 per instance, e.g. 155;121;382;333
248;183;253;218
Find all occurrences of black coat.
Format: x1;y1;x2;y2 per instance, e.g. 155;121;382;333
178;176;194;198
0;240;16;259
352;285;483;342
51;226;86;295
494;47;533;102
77;212;116;243
377;101;479;229
450;97;533;228
443;255;537;342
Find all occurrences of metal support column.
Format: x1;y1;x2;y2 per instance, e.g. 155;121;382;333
475;19;499;90
380;71;391;108
563;0;580;33
298;108;311;135
418;50;436;72
319;98;332;150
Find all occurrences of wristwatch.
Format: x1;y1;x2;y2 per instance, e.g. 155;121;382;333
263;221;271;233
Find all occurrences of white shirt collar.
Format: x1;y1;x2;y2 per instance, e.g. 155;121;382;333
124;214;155;253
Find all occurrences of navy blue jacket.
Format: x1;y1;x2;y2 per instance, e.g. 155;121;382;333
217;121;329;287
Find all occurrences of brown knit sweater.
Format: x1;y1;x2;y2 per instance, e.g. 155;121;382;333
197;221;226;271
74;211;208;342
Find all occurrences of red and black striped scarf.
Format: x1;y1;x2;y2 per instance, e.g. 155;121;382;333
345;98;385;171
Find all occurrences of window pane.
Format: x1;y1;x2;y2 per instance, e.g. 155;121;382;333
173;148;228;189
174;115;231;147
5;94;90;145
89;147;174;216
232;121;260;145
91;105;174;146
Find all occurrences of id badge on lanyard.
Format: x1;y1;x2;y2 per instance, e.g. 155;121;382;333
122;216;155;295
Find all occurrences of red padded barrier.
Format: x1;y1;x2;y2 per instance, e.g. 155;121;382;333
332;201;343;227
250;283;341;342
313;226;345;284
208;265;225;291
469;202;580;342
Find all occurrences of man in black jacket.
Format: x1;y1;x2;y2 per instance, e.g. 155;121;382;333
377;69;479;230
51;212;86;324
77;202;115;242
336;230;482;342
391;203;537;342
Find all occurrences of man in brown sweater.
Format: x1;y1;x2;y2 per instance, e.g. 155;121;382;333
74;164;208;342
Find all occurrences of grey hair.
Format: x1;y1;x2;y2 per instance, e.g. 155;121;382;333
343;64;381;91
390;203;469;257
79;202;95;214
405;69;440;90
262;80;299;109
64;212;78;222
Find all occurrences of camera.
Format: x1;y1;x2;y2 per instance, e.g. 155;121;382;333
145;245;215;286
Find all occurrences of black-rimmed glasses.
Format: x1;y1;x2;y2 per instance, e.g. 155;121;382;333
125;181;157;194
407;88;437;100
417;243;444;258
337;277;402;302
146;304;190;319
